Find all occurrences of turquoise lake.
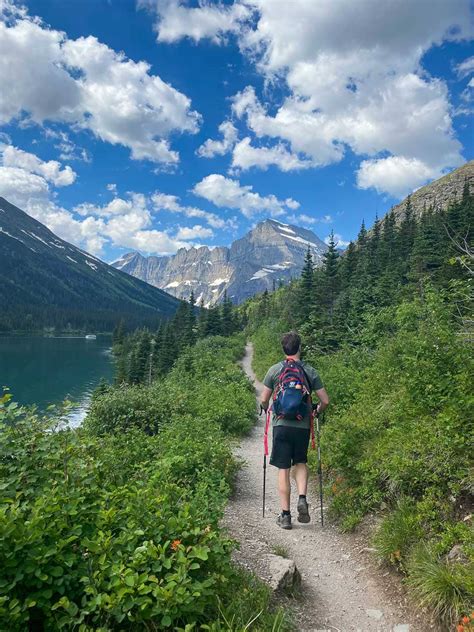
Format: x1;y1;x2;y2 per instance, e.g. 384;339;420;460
0;335;114;425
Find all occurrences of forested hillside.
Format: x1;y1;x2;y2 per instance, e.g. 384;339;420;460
0;197;181;332
243;186;473;628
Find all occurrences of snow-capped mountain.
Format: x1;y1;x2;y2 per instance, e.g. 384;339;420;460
112;219;328;305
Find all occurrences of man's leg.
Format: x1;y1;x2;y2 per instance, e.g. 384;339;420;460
293;462;308;496
278;468;291;511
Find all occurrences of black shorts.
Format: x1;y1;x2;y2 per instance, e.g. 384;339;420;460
270;425;311;469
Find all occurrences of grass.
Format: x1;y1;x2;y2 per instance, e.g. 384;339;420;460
406;543;474;626
271;545;289;559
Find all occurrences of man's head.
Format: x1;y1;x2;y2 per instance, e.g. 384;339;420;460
281;331;301;357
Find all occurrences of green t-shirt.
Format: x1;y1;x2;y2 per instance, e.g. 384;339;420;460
263;360;323;429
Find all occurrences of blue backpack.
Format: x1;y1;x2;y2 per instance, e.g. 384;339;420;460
272;359;311;420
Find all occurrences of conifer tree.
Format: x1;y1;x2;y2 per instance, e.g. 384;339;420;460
221;290;234;336
321;231;340;320
197;297;207;338
205;305;222;336
297;246;314;322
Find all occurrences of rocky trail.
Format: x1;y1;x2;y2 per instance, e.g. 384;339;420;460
223;343;434;632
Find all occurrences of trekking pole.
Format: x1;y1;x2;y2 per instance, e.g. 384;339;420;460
260;405;267;517
315;410;324;526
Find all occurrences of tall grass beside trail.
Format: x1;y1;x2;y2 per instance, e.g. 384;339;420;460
250;289;474;629
0;335;291;632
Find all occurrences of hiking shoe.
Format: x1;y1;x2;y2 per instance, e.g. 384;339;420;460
297;497;311;523
276;513;292;530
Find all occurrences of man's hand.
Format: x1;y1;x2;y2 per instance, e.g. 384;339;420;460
260;385;272;413
315;387;329;415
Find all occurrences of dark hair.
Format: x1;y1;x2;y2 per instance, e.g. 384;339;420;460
281;331;301;356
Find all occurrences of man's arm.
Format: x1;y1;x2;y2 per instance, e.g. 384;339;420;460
315;387;329;414
260;385;273;411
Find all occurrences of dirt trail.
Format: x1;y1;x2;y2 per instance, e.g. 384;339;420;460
223;343;431;632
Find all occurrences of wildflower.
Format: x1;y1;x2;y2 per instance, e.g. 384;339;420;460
171;539;181;551
462;617;470;624
457;624;464;632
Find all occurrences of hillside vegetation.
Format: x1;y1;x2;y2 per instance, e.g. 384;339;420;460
0;336;288;631
243;188;473;628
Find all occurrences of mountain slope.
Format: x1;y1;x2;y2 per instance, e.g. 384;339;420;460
0;197;181;331
112;219;328;305
390;160;474;221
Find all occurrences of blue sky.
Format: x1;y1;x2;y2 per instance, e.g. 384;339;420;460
0;0;472;262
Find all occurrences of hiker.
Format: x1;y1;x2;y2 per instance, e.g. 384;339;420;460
260;331;329;529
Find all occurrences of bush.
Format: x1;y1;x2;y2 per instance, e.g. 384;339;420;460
0;337;288;631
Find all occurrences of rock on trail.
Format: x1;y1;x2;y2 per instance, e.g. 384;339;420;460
222;342;433;632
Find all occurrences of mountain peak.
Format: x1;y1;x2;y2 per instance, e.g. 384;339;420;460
113;217;327;306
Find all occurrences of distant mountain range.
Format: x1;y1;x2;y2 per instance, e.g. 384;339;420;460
112;219;328;305
0;197;181;331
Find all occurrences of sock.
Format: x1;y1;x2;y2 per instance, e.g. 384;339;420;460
299;495;306;500
282;509;291;516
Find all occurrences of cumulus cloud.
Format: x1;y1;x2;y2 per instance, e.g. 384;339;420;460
192;173;299;218
0;144;202;256
356;156;442;198
140;0;251;44
175;224;214;240
1;145;76;186
177;0;470;195
197;121;238;158
231;137;313;172
0;5;200;163
151;191;237;229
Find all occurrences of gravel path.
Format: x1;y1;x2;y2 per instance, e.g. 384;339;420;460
223;343;433;632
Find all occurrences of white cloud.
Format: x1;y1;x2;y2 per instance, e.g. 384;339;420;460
231;137;313;172
175;224;214;240
325;233;349;248
457;55;474;77
225;0;469;192
141;0;251;44
0;6;200;163
287;213;333;226
43;129;91;163
0;144;194;256
192;173;299;218
1;145;76;186
287;213;316;226
0;162;107;254
151;191;237;229
197;120;238;158
107;183;117;194
356;156;442;198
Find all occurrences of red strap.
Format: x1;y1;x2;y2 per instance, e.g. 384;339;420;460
310;397;316;449
264;406;272;456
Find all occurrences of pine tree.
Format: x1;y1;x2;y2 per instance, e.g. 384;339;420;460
321;231;340;320
112;319;126;347
221;290;234;336
205;305;222;336
197;297;207;338
297;246;314;323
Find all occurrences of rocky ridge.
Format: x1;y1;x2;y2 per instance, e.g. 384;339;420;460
112;219;328;306
390;160;474;221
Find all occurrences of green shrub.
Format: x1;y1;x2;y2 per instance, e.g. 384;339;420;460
0;336;287;631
